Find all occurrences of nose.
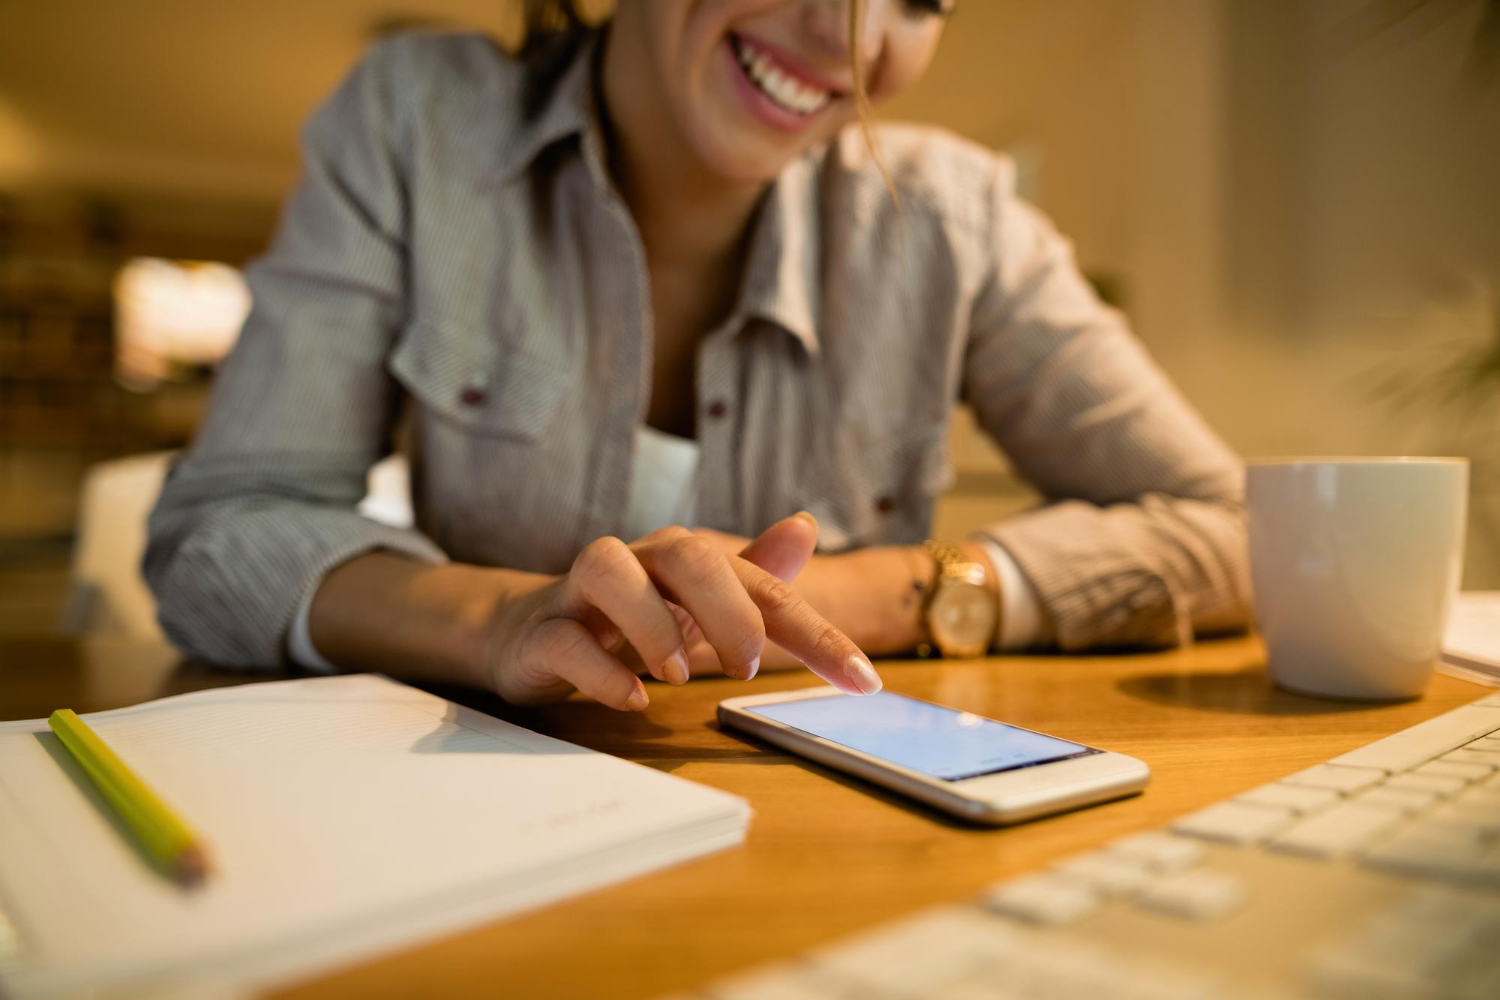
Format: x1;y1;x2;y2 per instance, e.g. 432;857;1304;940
802;0;884;67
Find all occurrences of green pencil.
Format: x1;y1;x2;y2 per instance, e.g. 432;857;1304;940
47;708;211;885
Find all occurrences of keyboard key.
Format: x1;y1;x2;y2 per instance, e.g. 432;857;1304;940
1355;787;1436;815
1438;749;1500;769
1268;802;1407;859
1372;785;1441;809
1171;801;1294;845
1361;832;1500;888
1472;735;1500;751
813;909;1021;993
1328;703;1500;773
1451;787;1500;812
1425;803;1500;836
1281;763;1385;795
1236;782;1339;814
984;874;1100;926
1385;772;1467;797
1052;852;1156;899
1412;760;1492;783
1307;887;1500;998
1107;832;1205;873
1136;871;1247;920
975;940;1128;998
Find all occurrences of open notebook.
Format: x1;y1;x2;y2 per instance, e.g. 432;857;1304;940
1442;591;1500;686
0;674;749;998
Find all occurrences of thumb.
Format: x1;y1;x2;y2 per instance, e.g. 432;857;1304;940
737;511;819;582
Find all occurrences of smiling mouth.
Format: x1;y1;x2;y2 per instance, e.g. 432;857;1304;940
729;34;835;117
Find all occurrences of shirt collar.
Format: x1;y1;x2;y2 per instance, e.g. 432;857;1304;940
735;155;822;355
496;32;822;356
493;33;602;183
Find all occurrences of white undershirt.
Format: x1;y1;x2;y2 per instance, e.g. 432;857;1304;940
622;424;701;539
288;426;1045;670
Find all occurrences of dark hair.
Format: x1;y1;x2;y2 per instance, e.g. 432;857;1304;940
519;0;596;118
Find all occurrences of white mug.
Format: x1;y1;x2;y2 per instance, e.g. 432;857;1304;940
1246;458;1468;700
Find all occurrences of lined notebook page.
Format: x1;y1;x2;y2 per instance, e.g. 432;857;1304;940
0;675;748;996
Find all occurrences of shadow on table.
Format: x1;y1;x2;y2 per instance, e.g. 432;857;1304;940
1117;665;1374;716
427;680;688;751
158;658;287;697
158;666;718;757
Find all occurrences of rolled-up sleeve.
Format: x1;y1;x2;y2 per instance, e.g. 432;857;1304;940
144;40;446;668
963;160;1251;650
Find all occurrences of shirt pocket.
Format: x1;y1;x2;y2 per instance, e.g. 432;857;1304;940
387;317;575;568
805;424;953;551
389;317;568;443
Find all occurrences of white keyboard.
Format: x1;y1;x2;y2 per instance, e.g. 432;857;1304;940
670;691;1500;1000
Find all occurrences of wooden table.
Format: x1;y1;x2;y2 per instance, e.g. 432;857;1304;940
3;634;1490;999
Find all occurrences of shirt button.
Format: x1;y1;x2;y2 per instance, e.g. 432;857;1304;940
705;400;728;420
459;387;486;407
875;495;896;514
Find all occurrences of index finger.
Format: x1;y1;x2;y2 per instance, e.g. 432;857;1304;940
728;558;883;696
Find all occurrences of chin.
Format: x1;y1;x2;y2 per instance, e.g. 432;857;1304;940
683;110;848;186
690;133;794;185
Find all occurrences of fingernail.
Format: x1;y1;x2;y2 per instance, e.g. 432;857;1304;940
743;655;760;681
794;510;818;528
849;655;882;696
624;685;649;711
663;649;690;686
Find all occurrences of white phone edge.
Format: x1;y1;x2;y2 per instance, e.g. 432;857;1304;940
718;686;1150;826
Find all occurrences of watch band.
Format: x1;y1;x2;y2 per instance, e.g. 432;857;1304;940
924;540;967;580
914;542;945;658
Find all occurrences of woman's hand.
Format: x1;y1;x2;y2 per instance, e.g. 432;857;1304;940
685;530;999;675
478;514;884;710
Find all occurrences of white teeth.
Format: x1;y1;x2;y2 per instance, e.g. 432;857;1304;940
733;37;831;117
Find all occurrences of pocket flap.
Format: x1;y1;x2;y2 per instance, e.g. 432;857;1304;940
389;319;569;442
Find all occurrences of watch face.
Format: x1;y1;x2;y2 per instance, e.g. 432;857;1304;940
930;580;997;657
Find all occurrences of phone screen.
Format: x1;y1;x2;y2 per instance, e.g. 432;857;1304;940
746;692;1097;781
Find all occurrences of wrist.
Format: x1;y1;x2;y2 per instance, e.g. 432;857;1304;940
803;547;928;657
459;568;556;691
310;553;554;691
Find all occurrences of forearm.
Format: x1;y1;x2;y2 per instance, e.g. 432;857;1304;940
145;482;451;668
307;537;999;689
307;551;553;688
310;513;878;707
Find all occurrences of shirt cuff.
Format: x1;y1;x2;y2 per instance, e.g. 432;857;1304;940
287;577;339;674
973;535;1051;651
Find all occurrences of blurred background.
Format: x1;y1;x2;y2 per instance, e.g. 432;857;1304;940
1;0;1497;643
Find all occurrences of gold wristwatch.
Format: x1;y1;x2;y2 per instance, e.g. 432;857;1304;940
918;541;999;659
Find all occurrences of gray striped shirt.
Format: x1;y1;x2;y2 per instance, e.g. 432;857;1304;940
144;31;1250;668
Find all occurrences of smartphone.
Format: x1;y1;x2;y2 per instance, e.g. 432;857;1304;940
719;687;1149;825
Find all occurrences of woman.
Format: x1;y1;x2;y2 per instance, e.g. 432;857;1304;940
146;0;1249;712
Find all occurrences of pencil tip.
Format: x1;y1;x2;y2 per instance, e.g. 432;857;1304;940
175;847;212;887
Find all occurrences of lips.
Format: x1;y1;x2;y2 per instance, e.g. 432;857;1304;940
728;33;835;118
